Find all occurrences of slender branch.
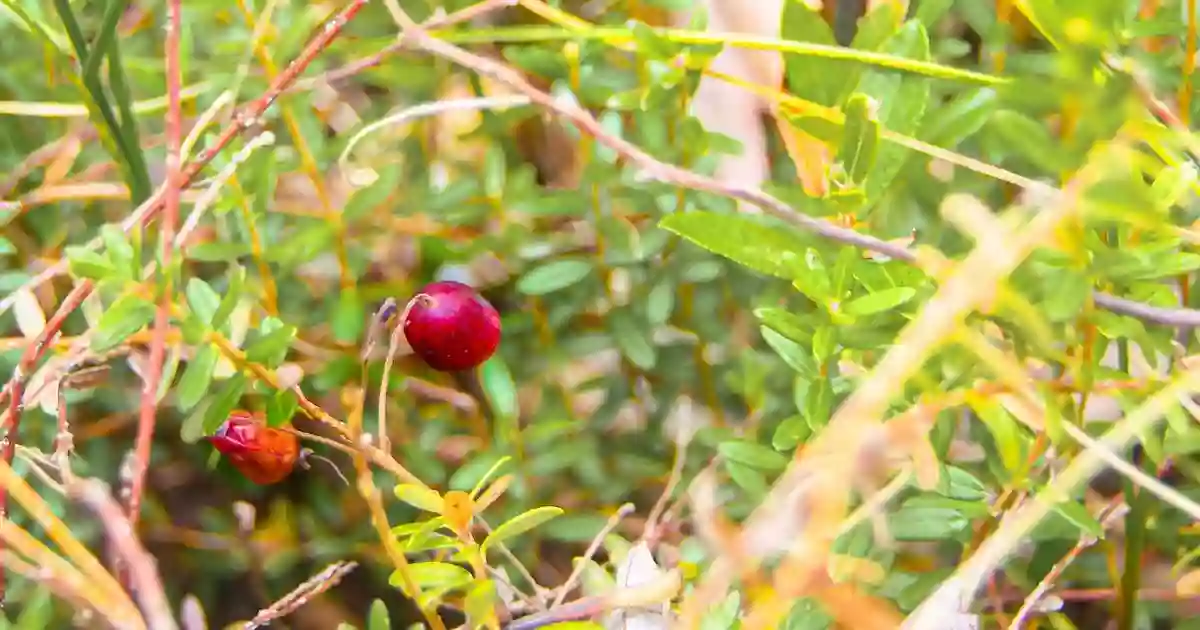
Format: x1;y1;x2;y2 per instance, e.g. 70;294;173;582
243;561;358;629
124;0;183;537
69;478;177;630
298;0;519;90
0;282;92;602
551;503;635;607
370;7;1200;331
1011;503;1127;629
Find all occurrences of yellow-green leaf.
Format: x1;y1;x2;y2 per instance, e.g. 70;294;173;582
481;506;564;555
394;484;443;513
390;562;473;595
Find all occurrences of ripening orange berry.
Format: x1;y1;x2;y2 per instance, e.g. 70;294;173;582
206;410;300;485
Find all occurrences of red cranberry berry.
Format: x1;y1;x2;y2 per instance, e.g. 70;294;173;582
402;281;501;372
206;411;300;485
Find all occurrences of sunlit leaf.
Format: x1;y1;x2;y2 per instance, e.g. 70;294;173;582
481;506;564;555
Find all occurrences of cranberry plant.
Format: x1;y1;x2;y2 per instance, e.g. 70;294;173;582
2;0;1200;628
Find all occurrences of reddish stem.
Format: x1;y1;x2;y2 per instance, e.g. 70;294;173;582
0;0;373;319
0;280;94;602
0;0;371;601
122;0;184;548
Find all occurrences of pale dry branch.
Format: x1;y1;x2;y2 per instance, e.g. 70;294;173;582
338;95;533;180
176;131;277;247
1011;503;1128;629
553;502;636;608
69;478;176;630
905;365;1200;627
243;560;358;629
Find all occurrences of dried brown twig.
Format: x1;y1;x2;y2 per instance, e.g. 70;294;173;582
331;8;1200;331
1011;503;1128;629
68;478;177;630
242;560;358;630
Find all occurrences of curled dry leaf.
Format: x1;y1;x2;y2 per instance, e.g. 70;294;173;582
81;290;104;329
605;542;673;630
12;287;46;339
673;0;784;212
276;363;305;390
179;594;208;630
214;301;252;379
662;396;709;448
22;356;67;416
1177;567;1200;598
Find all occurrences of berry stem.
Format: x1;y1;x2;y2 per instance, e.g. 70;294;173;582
376;293;428;454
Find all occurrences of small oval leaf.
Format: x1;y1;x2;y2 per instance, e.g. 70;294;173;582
843;287;917;317
481;506;564;555
516;260;593;295
393;484;444;513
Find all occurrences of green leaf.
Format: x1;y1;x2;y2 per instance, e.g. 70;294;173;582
772;414;811;452
332;289;365;344
660;212;811;280
265;389;299;427
211;265;245;330
913;0;955;25
1150;162;1197;210
402;531;458;554
646;281;676;325
803;378;834;428
65;246;117;280
201;375;248;436
755;307;813;345
611;309;656;370
100;225;136;276
481;506;564;555
367;600;390;630
986;110;1066;173
718;439;789;472
177;344;219;411
857;20;932;203
516;260;593;295
483;145;507;197
245;319;297;367
394;484;444;513
843;287;917;316
391;562;473;594
838;93;880;185
701;591;743;630
464;580;498;628
973;399;1026;476
920;88;997;148
92;294;157;352
1042;268;1091;322
780;2;844;106
185;278;220;325
480;356;518;421
781;598;833;630
461;458;508;502
344;165;400;220
1052;501;1103;537
725;459;769;498
888;504;969;541
935;466;987;502
761;327;818;378
180;399;212;444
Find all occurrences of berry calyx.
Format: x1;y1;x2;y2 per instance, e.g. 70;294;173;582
402;281;501;372
207;411;300;485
